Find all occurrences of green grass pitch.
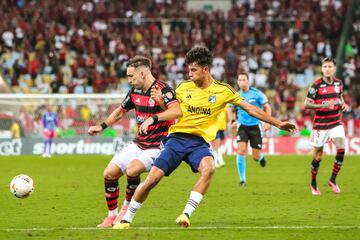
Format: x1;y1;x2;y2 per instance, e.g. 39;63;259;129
1;154;359;239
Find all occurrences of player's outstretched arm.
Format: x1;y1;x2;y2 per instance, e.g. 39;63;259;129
262;103;272;131
139;102;182;135
88;106;126;136
238;101;297;132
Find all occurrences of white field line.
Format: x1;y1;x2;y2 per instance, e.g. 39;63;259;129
1;225;359;232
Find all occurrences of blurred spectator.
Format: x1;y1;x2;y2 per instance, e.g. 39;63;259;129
343;57;356;88
10;119;20;138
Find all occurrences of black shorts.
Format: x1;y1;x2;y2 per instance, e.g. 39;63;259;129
215;130;225;140
237;124;263;149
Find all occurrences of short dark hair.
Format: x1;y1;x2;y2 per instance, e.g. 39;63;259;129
185;46;213;67
238;71;249;79
126;56;152;68
321;57;336;66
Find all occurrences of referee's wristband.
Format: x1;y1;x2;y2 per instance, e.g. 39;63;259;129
100;122;108;130
151;115;159;124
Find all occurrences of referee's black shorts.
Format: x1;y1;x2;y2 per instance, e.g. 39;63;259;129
236;124;263;149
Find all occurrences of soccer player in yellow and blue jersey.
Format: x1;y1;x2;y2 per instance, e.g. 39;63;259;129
114;47;297;229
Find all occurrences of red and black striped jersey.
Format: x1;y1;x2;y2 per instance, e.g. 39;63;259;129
121;80;177;149
306;78;343;130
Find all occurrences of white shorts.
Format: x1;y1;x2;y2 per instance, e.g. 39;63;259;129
310;125;346;147
110;142;160;173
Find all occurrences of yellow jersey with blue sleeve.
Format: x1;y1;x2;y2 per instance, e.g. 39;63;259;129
168;80;243;142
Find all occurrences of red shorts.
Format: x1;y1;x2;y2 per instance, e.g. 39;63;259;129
43;129;56;139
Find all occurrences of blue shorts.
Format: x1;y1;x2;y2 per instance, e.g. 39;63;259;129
154;133;214;176
215;130;225;140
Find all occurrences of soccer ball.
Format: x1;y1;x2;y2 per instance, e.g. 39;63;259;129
10;174;34;198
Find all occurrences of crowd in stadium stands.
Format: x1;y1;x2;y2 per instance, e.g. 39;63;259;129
0;0;359;137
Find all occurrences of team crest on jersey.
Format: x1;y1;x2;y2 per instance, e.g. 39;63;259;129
309;88;317;95
208;96;216;103
334;86;340;93
148;98;155;106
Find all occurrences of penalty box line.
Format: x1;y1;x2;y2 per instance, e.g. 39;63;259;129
2;225;360;231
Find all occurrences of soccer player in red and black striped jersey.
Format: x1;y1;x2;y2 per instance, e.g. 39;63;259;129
305;57;349;195
88;56;182;228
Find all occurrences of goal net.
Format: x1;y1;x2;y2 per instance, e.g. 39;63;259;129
0;94;135;155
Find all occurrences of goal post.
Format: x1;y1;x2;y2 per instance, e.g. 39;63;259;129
0;94;135;156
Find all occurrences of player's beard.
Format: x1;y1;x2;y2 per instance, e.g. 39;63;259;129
323;76;333;83
131;82;143;90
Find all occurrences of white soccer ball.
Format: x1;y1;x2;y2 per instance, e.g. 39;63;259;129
10;174;34;198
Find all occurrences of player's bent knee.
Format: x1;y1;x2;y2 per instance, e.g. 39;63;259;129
201;165;215;179
126;169;140;178
238;152;246;156
103;165;122;180
126;165;143;178
103;171;118;180
237;149;247;156
313;150;323;161
333;138;345;149
143;176;160;190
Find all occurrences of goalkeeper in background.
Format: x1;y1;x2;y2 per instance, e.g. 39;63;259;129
42;105;58;157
